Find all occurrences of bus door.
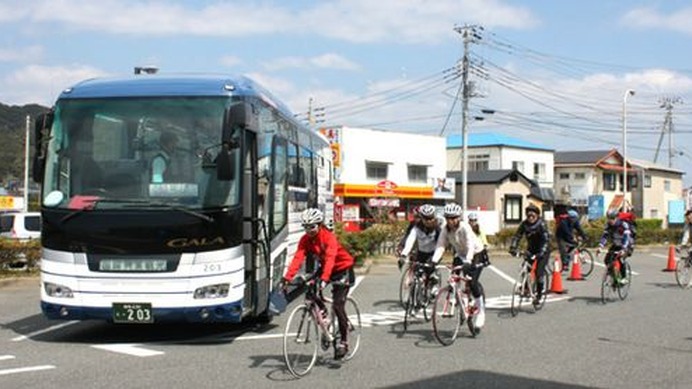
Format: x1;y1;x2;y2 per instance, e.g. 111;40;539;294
241;130;271;317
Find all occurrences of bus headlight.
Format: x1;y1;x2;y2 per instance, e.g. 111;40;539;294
44;282;74;298
194;283;229;299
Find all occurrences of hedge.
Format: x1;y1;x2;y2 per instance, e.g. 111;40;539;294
0;239;41;273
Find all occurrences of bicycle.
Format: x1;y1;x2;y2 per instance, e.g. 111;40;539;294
599;249;632;303
282;273;362;378
402;261;438;332
571;241;595;278
510;252;548;317
675;246;692;289
398;256;414;309
432;264;486;346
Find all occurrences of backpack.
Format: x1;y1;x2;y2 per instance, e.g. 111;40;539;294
618;211;637;240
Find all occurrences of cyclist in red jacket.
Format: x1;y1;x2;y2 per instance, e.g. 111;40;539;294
282;208;355;360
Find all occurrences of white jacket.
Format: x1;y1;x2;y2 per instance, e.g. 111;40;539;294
432;221;483;264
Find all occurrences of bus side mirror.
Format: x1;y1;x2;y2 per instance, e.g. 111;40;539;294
223;102;257;143
216;146;236;181
32;111;53;183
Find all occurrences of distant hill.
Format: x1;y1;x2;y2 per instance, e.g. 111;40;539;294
0;102;50;187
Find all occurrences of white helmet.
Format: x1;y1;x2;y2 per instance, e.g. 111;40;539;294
443;203;462;218
467;212;478;221
301;208;324;225
418;204;436;218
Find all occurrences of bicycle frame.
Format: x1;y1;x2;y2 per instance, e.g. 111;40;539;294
600;249;631;303
282;272;362;378
510;253;547;316
403;261;437;331
432;264;482;345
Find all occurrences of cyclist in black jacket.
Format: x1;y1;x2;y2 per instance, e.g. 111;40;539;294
509;203;551;302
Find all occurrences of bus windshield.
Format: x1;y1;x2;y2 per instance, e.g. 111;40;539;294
42;97;240;211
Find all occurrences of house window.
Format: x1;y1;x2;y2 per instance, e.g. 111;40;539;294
504;195;522;223
366;161;388;180
574;173;585;180
559;173;570;180
628;174;638;189
650;209;658;219
664;180;671;192
644;175;651;188
407;165;427;183
533;163;546;181
469;154;490;172
512;161;524;174
603;173;617;191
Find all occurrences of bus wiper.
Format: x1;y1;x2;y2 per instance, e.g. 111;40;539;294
137;201;214;223
61;198;214;224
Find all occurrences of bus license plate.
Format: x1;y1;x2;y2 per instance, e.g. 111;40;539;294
112;303;154;324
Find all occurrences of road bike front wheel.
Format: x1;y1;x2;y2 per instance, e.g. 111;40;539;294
398;265;414;309
283;305;318;377
403;280;417;332
329;297;362;362
432;285;461;346
578;248;595;278
532;273;548;311
601;269;617;304
675;256;692;289
510;274;527;317
617;262;632;300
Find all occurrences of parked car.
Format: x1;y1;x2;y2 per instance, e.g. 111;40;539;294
0;212;41;240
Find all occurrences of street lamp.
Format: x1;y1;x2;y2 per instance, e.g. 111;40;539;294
622;89;635;209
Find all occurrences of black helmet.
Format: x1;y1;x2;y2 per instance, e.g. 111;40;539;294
525;203;540;216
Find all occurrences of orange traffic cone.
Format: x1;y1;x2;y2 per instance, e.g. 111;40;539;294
568;251;584;281
663;244;676;272
550;255;567;294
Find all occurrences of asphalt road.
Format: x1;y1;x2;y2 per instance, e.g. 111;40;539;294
1;246;691;389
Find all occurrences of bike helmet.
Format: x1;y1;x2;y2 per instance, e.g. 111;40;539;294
443;203;462;218
525;203;540;216
418;204;436;218
606;209;619;219
567;209;579;220
467;212;478;221
301;208;324;225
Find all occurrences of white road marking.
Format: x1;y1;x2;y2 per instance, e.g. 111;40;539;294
487;264;516;284
12;320;80;342
91;344;164;357
0;365;56;376
0;355;16;361
235;333;286;341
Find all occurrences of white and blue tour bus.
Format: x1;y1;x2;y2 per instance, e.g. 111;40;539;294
32;74;334;323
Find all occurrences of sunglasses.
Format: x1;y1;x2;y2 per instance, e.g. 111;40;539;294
303;224;319;232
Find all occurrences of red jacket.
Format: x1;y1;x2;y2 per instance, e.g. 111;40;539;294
284;226;355;283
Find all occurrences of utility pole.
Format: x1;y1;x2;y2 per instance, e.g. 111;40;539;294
653;96;683;167
453;24;482;215
23;115;30;212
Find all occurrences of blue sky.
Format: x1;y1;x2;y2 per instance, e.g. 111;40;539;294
2;0;692;185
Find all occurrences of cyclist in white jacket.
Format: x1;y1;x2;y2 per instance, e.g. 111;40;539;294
398;204;444;287
431;202;487;328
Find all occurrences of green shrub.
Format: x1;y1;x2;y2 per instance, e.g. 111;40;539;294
0;239;41;272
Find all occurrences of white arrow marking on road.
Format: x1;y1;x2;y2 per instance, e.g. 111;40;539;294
0;365;56;376
91;344;164;357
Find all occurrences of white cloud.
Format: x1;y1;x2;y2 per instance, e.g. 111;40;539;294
0;45;43;63
263;53;360;72
2;64;109;106
299;0;538;44
7;0;537;43
621;6;692;35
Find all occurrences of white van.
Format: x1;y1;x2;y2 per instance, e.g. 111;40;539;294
0;212;41;240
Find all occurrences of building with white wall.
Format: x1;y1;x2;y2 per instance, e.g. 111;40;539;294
446;133;555;189
320;126;449;228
